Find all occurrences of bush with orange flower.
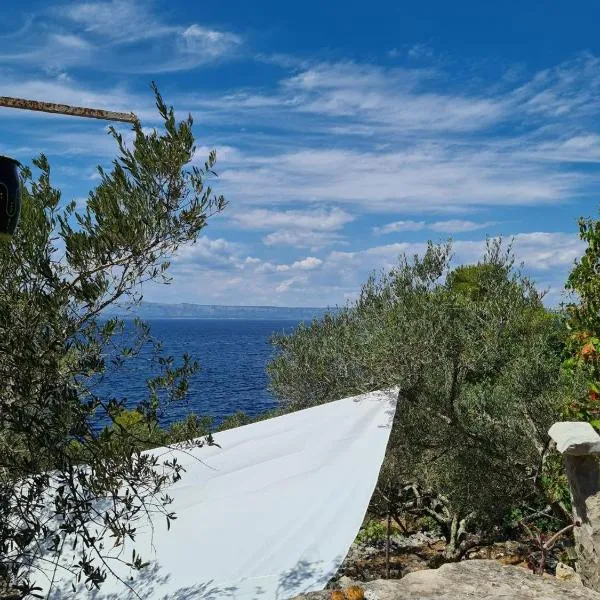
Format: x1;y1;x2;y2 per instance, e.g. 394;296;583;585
563;216;600;428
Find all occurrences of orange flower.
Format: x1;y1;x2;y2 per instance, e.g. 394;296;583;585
343;587;366;600
590;390;600;402
581;342;596;358
330;586;366;600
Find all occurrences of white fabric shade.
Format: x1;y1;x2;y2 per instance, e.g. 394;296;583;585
38;388;398;600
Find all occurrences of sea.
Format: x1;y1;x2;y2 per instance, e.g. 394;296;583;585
93;318;303;429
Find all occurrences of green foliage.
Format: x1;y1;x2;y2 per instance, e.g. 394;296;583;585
268;239;567;546
417;515;442;534
355;519;388;544
446;262;516;301
217;411;252;431
81;410;215;458
0;85;226;597
168;413;214;442
563;215;600;425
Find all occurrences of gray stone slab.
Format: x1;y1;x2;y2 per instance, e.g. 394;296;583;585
549;422;600;455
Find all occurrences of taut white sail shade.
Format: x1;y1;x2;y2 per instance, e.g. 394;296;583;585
37;388;398;600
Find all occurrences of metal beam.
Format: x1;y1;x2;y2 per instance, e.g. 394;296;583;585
0;96;139;124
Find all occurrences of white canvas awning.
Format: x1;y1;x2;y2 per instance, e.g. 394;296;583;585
37;387;398;600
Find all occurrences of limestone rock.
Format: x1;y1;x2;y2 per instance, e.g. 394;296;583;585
565;454;600;592
549;422;600;455
289;560;600;600
337;577;355;589
556;562;583;585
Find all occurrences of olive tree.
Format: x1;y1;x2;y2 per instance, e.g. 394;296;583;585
0;86;226;598
268;240;569;559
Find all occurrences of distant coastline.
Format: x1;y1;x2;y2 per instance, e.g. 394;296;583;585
104;302;337;321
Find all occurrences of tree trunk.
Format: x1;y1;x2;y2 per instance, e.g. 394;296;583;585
442;513;476;561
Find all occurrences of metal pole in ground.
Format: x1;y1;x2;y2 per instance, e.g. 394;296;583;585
385;511;391;579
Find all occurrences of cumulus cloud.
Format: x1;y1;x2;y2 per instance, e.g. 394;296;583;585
228;207;353;250
1;29;596;307
290;257;323;270
146;231;583;307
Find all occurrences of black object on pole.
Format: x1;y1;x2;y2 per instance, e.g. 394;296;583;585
0;97;138;240
0;156;21;241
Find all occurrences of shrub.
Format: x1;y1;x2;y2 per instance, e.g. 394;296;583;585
268;240;568;558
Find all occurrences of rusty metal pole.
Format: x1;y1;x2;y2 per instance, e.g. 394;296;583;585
0;96;139;124
0;95;139;240
385;511;391;579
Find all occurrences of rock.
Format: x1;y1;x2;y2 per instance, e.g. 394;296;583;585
289;560;600;600
549;422;600;593
556;562;584;586
389;532;442;550
565;454;600;592
549;422;600;456
337;577;355;589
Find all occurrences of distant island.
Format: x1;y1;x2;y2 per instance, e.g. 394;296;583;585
104;302;338;320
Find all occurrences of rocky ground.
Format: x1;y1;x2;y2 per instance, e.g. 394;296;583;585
292;560;598;600
328;532;448;583
326;527;571;586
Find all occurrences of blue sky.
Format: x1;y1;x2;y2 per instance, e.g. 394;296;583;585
1;0;599;307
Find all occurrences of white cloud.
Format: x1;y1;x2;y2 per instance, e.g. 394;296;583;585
262;230;347;250
514;134;600;164
429;220;498;233
50;33;91;50
2;38;598;308
281;62;505;133
140;230;584;307
15;54;596;223
290;257;323;270
173;236;244;269
57;0;172;42
503;232;584;270
315;232;584;303
512;54;600;120
374;220;426;234
374;220;497;235
408;43;434;60
179;25;241;60
230;207;353;232
218;146;580;213
276;276;309;293
0;0;242;73
191;56;600;221
229;207;353;250
257;256;323;273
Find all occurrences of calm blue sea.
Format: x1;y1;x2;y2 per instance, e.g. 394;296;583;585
93;319;302;429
